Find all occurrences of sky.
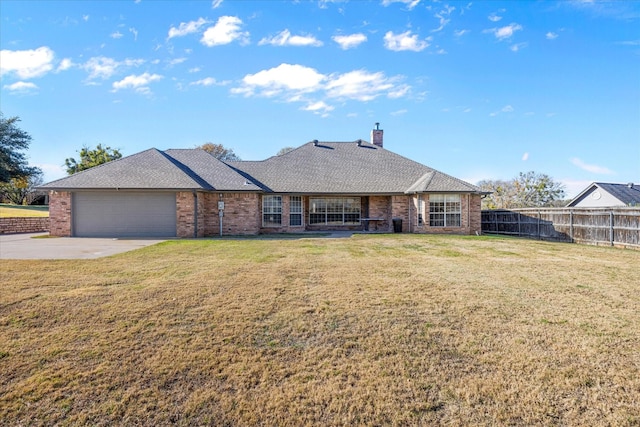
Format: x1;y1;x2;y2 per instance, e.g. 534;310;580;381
1;0;639;198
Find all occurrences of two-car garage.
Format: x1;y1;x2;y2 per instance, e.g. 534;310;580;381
72;192;177;237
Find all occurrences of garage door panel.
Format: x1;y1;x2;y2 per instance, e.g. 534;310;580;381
73;192;177;237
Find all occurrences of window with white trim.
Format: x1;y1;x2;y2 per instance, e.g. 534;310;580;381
429;194;461;227
290;196;302;226
262;195;282;227
309;197;360;225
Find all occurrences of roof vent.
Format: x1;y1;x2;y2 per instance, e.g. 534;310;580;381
313;139;319;146
357;139;363;146
628;182;634;189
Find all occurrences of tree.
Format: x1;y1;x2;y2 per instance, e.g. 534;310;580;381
276;146;295;156
513;171;565;208
0;169;44;205
478;171;565;209
65;144;122;175
198;143;241;161
0;113;39;183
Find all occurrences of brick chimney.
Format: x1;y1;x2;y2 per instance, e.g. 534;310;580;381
371;122;383;148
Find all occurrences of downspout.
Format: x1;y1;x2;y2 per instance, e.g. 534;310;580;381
193;191;198;238
408;195;412;232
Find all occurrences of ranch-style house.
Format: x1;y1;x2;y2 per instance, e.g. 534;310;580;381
41;125;486;238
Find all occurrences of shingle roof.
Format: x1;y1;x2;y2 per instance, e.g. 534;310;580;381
39;142;483;195
595;182;640;205
567;182;640;207
228;141;482;194
39;148;256;191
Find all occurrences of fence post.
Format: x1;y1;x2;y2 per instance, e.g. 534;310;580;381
610;211;614;246
569;210;573;242
518;212;521;237
537;210;541;239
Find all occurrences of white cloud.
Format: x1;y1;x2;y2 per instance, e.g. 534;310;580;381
82;15;89;22
432;5;455;32
83;56;144;80
302;101;334;113
485;23;523;40
168;18;209;39
57;58;73;72
3;81;38;93
383;31;430;52
546;32;558;40
190;77;218;86
232;63;325;97
189;67;201;73
454;29;469;37
259;29;323;47
130;28;138;41
382;0;421;10
522;152;529;161
502;105;514;112
510;42;528;52
201;16;248;46
391;109;408;116
231;64;409;109
332;33;367;50
325;70;400;101
212;0;223;8
570;158;615;175
112;72;163;94
0;47;55;79
488;13;502;22
111;31;123;39
168;57;187;66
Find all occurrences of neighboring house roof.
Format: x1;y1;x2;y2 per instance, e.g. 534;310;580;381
228;141;482;194
567;182;640;207
40;148;261;191
40;141;483;195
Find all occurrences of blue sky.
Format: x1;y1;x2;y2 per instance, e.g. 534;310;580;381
1;0;639;198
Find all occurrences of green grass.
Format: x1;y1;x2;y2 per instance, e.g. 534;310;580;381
1;234;638;426
0;203;49;218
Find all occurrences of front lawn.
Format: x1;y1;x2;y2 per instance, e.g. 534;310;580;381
1;235;638;425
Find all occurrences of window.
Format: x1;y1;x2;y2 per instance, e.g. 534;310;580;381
290;196;302;226
262;195;282;227
429;194;461;227
309;197;361;225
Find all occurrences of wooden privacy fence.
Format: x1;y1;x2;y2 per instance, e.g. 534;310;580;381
481;208;640;249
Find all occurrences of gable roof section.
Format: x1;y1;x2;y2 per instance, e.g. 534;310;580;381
39;142;483;195
567;182;640;207
229;141;482;194
39;148;254;191
597;183;640;206
165;149;262;191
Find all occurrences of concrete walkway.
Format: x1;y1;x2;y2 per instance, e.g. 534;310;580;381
0;233;166;260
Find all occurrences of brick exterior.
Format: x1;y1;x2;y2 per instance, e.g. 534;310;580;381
45;190;483;237
411;193;482;235
48;191;72;236
391;195;411;232
368;196;392;232
0;217;49;234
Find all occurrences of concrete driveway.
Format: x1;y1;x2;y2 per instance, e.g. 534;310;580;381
0;233;166;260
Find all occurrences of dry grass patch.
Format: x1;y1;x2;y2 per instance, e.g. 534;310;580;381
1;235;638;425
0;204;49;218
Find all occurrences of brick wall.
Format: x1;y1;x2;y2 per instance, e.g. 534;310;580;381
391;195;410;232
0;217;50;234
412;193;483;235
368;196;391;232
203;192;261;236
176;192;197;238
49;191;72;236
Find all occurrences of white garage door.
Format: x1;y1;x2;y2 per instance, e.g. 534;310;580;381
73;192;177;237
